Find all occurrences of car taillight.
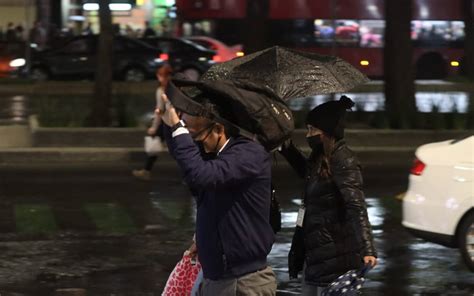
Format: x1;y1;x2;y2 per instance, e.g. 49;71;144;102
236;51;244;57
410;158;426;176
159;53;169;61
212;55;222;62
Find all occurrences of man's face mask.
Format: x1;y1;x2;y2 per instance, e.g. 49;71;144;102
192;123;221;156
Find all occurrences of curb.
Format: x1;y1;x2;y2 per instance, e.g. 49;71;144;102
0;146;416;168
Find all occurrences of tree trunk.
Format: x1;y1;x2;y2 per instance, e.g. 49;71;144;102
243;0;269;54
464;0;474;80
384;0;417;128
88;0;113;126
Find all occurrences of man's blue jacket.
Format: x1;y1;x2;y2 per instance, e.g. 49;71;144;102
168;130;274;280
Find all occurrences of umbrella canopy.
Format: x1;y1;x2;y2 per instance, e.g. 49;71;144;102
166;77;294;151
201;46;369;100
321;265;372;296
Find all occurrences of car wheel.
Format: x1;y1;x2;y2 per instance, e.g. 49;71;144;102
458;212;474;271
180;68;201;81
124;67;146;82
30;67;49;81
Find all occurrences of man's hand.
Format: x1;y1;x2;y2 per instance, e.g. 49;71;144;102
156;93;180;127
184;235;197;259
187;241;197;259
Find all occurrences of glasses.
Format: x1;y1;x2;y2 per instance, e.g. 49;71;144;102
191;123;215;142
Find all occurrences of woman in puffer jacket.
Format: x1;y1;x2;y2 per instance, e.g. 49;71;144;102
280;96;377;296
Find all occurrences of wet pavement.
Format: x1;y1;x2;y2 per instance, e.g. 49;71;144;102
0;163;473;296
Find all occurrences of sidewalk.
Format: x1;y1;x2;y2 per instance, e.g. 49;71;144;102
0;128;471;167
0;145;416;166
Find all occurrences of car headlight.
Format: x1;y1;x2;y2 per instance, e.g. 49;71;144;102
9;58;26;68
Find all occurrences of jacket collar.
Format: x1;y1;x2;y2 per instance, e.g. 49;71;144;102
332;139;346;154
217;138;231;155
217;136;251;155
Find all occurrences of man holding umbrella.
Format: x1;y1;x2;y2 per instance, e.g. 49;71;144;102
158;78;279;296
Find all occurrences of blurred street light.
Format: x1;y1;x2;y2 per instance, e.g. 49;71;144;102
83;3;132;10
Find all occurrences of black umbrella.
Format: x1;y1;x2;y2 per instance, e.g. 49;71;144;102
201;46;369;100
166;77;294;151
321;265;372;296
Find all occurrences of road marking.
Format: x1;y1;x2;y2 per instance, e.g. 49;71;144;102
84;202;136;234
15;204;58;234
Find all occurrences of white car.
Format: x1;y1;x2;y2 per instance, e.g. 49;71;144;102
403;135;474;271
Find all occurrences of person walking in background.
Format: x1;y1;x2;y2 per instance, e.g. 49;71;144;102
6;22;16;41
29;21;47;50
113;24;122;36
143;21;156;38
82;22;93;35
132;65;173;181
125;25;135;38
279;96;377;296
14;25;25;42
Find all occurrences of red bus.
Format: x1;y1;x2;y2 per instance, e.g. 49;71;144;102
176;0;465;79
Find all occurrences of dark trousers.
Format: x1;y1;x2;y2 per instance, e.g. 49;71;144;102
144;155;157;171
144;124;164;171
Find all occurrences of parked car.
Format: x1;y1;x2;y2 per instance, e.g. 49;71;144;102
185;36;244;62
0;41;27;78
140;37;216;81
402;135;474;271
27;35;164;81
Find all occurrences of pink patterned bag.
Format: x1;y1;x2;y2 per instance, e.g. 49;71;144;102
162;252;202;296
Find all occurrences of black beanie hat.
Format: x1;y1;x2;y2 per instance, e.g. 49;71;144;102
305;95;355;140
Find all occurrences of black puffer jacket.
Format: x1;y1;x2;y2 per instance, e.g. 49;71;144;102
281;140;377;286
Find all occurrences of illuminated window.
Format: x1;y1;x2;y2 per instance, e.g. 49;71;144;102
410;20;464;47
359;20;384;48
334;19;360;46
314;19;335;46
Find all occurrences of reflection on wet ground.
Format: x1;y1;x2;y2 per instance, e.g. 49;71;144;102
0;164;473;295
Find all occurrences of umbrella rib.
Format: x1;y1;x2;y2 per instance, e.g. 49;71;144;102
326;58;368;92
324;59;350;90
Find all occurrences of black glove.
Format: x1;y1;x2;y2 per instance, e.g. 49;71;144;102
288;226;305;279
